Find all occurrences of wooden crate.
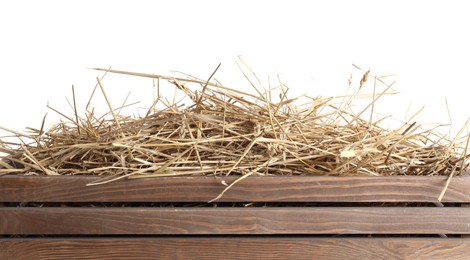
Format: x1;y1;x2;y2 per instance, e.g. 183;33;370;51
1;175;470;259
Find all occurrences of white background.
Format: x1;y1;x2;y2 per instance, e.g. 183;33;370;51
1;0;469;139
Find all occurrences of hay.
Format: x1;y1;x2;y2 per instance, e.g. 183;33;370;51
1;65;468;183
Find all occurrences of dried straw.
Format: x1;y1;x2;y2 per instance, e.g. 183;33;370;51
1;66;468;185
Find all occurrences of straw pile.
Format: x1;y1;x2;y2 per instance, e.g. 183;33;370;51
1;66;469;184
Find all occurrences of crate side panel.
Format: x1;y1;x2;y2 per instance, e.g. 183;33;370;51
1;207;469;235
2;237;470;260
1;176;469;202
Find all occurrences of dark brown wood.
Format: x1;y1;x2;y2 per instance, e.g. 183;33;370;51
1;207;469;235
1;237;470;260
1;175;469;202
463;204;470;238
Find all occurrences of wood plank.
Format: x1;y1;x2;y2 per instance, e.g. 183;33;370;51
1;207;469;235
462;204;470;238
1;175;469;202
1;237;470;260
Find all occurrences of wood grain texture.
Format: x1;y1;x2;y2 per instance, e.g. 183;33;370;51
462;204;470;238
1;175;469;202
1;207;469;235
1;237;470;260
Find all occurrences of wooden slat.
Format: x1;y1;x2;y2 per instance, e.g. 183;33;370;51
1;175;469;202
1;237;470;260
462;204;470;238
1;207;469;235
